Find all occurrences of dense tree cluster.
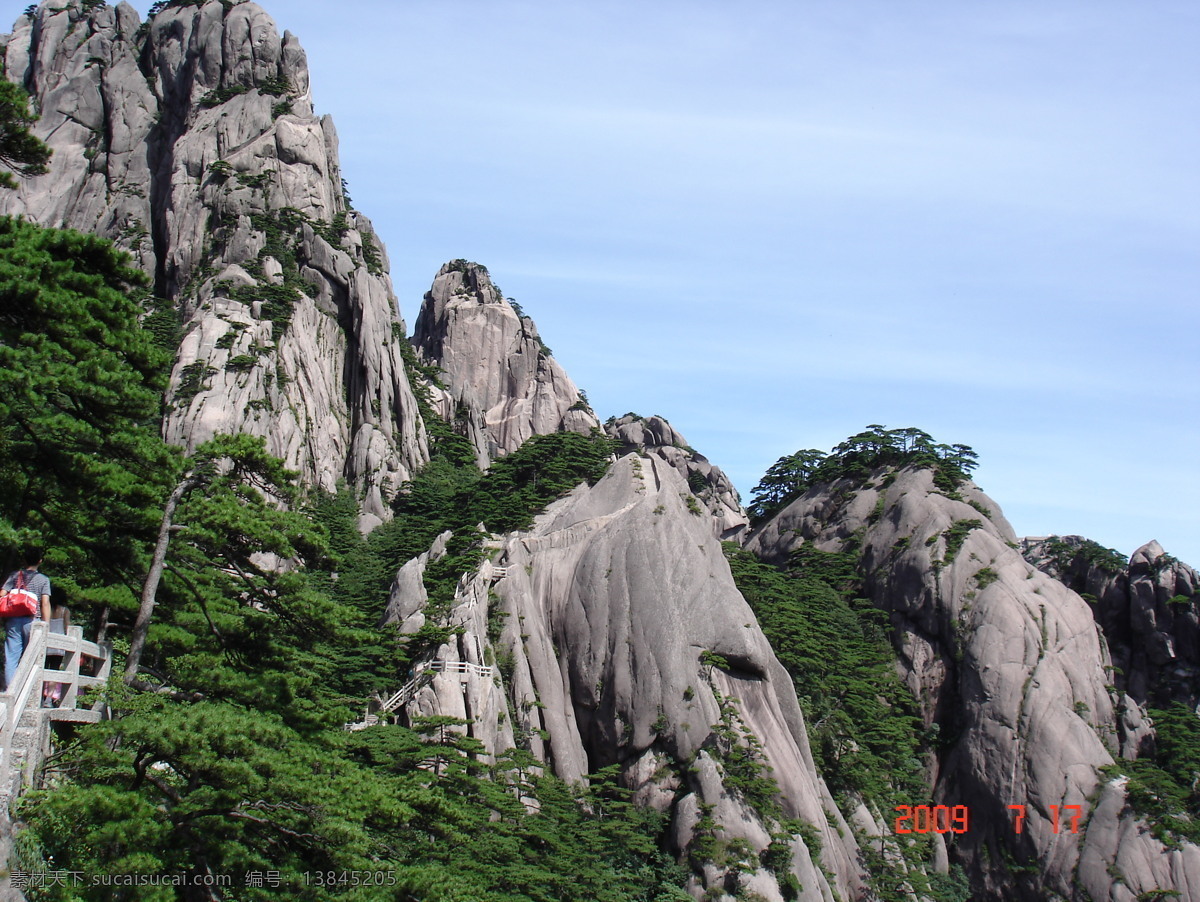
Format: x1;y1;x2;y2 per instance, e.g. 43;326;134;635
1106;703;1200;847
748;425;980;523
0;217;174;610
724;545;925;808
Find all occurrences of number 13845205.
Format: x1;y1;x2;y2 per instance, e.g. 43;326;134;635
893;804;1084;835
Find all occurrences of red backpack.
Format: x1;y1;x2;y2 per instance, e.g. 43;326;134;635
0;571;40;618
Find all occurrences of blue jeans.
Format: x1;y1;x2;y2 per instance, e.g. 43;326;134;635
4;616;34;689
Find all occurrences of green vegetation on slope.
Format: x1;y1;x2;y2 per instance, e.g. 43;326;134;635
748;424;980;523
725;544;925;808
21;707;687;901
736;434;988;902
1039;534;1128;579
1105;703;1200;847
310;428;617;677
725;541;976;901
0;216;175;606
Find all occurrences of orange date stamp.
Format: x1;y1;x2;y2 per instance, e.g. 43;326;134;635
893;804;1084;835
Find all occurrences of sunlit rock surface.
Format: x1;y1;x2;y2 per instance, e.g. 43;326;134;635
1;0;427;522
749;467;1200;901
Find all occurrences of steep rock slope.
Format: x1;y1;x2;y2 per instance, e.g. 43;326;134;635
0;0;427;522
387;454;866;901
1024;535;1200;708
412;260;599;466
749;467;1200;901
606;413;749;540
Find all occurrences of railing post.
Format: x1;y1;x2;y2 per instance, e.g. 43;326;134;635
0;620;47;788
59;625;83;710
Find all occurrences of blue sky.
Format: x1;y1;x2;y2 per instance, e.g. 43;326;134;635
122;2;1200;564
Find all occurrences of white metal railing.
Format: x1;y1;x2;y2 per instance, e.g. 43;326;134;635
344;713;379;732
344;669;432;730
344;658;495;730
0;621;111;786
379;671;431;713
430;660;493;679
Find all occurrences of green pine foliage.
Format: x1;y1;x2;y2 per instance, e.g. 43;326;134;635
724;543;969;900
23;699;689;899
0;217;175;601
746;449;826;522
724;545;925;808
1107;703;1200;846
1040;534;1128;577
0;80;51;189
0;99;684;902
133;434;360;728
941;519;983;566
748;425;980;523
314;429;617;671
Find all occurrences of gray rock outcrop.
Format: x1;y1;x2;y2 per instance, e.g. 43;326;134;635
412;261;599;466
392;455;865;901
8;7;1197;902
1024;535;1200;709
605;413;749;540
1;0;427;524
748;466;1200;901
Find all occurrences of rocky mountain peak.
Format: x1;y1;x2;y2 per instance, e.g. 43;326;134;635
605;413;748;539
1025;535;1200;708
2;0;428;525
412;260;599;465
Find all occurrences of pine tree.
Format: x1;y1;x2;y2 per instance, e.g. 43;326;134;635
0;217;174;608
0;80;51;189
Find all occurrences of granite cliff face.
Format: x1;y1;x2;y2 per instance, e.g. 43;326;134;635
375;325;848;900
411;260;599;467
605;413;749;540
385;453;864;901
748;468;1200;901
1025;536;1200;710
4;4;1199;902
0;0;427;523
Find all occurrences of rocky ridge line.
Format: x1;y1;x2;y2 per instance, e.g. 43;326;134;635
605;413;749;540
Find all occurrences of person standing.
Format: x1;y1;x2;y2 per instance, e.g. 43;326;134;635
2;545;51;689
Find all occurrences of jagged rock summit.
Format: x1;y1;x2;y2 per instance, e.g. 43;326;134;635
412;260;600;466
1;0;428;524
